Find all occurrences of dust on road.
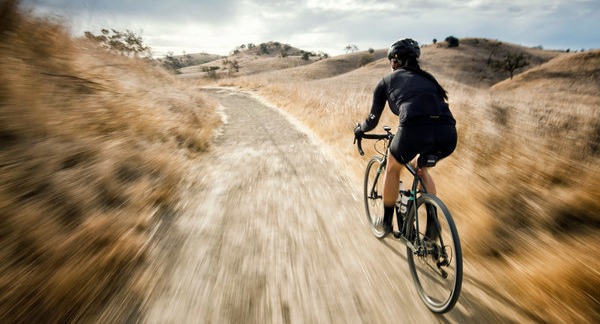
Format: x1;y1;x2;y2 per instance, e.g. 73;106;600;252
140;88;529;323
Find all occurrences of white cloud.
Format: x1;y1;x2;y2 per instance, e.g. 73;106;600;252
22;0;600;56
306;0;395;11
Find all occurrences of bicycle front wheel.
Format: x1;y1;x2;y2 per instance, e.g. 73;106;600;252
363;156;387;239
406;194;462;313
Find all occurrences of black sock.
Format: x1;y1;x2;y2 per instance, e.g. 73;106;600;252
384;206;394;225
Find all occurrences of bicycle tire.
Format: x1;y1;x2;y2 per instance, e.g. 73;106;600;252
405;194;462;313
363;156;388;239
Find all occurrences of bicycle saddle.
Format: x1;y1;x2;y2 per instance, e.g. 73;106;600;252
417;154;438;168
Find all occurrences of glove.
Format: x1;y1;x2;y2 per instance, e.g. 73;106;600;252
354;123;364;138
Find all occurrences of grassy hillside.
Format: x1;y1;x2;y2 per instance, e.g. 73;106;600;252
422;38;561;87
0;1;220;322
212;41;600;323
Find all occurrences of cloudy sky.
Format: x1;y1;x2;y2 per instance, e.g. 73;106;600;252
24;0;599;57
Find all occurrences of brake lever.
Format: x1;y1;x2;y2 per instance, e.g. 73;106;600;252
355;136;365;156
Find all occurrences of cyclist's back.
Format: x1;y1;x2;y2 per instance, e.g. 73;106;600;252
384;68;455;127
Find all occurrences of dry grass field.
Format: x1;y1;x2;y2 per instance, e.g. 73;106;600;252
0;1;220;322
213;39;600;323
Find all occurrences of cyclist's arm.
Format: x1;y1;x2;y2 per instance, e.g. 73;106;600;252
360;78;387;133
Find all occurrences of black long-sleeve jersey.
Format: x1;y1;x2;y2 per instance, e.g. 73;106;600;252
361;68;455;132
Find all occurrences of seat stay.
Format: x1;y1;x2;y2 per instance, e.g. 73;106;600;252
405;163;428;195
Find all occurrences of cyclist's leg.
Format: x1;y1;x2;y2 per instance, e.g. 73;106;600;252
387;126;419;231
387;125;421;208
380;151;402;232
383;151;402;207
415;164;436;195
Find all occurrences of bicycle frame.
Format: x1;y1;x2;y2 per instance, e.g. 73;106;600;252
403;162;448;258
356;131;446;253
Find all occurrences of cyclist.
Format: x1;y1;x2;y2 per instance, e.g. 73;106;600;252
354;38;457;235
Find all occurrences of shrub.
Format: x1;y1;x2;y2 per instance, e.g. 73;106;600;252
445;36;459;47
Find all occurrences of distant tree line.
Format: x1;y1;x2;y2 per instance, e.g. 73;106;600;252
84;29;220;73
84;28;544;80
233;41;291;57
161;52;194;73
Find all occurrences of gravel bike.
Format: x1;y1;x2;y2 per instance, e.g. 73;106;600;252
354;125;462;313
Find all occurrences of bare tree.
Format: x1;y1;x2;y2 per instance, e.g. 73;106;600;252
344;44;359;53
492;53;530;79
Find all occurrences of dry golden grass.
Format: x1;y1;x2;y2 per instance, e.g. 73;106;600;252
0;1;220;322
216;41;600;322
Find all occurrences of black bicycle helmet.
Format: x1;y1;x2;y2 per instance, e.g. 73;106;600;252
387;38;420;61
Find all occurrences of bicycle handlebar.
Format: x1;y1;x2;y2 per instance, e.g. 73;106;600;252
354;133;390;156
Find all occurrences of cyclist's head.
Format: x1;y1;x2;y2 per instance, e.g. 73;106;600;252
387;38;420;68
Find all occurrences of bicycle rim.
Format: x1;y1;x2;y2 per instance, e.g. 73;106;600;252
363;157;387;239
406;194;462;313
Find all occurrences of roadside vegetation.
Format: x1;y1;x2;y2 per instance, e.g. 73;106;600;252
209;38;599;323
0;1;220;322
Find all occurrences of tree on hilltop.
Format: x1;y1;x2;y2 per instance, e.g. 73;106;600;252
258;43;269;55
345;44;359;53
84;29;151;57
491;52;530;79
445;36;459;47
318;51;329;59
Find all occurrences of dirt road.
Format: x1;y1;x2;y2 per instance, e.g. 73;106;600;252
140;88;532;323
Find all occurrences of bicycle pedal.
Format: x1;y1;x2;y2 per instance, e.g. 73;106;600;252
392;231;402;239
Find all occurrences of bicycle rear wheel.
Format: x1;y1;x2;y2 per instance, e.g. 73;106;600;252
363;156;388;239
406;194;462;313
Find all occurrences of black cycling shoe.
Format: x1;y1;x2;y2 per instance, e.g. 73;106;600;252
382;215;393;234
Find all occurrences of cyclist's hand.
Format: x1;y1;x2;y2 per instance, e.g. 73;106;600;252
353;123;364;139
354;123;365;155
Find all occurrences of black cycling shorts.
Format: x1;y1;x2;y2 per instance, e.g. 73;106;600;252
389;124;457;164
